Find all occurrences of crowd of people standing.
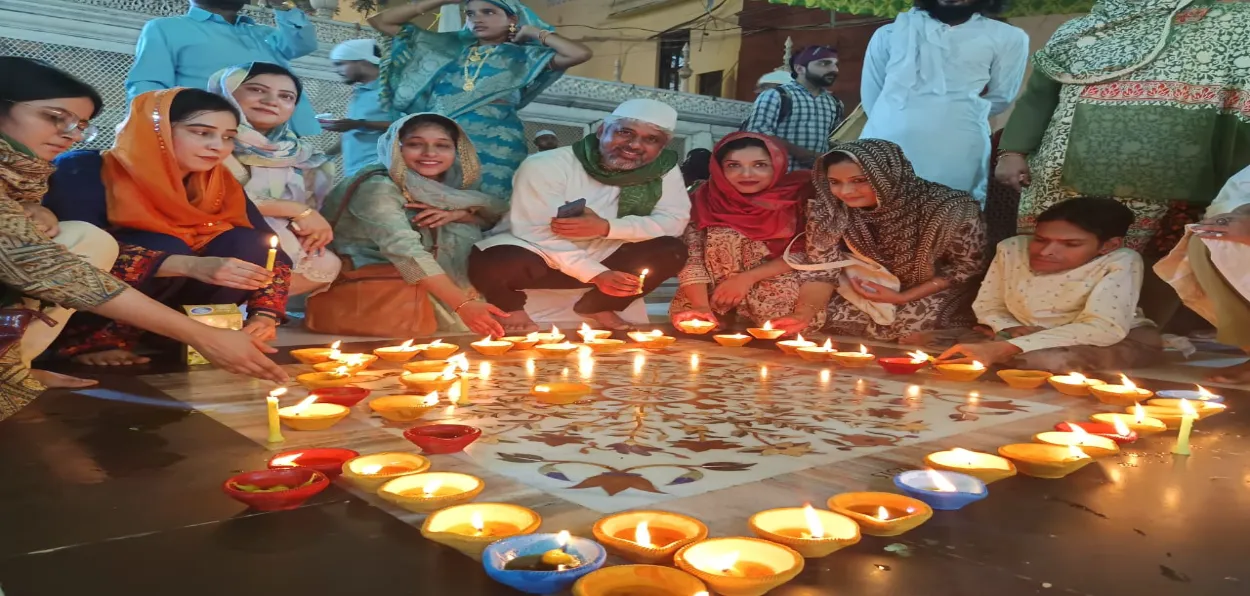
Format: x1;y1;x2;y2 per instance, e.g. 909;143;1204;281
2;0;1248;422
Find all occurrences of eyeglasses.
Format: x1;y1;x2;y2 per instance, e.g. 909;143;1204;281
1;100;98;143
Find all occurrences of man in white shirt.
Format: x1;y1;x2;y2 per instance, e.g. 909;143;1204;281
938;198;1163;372
470;99;690;331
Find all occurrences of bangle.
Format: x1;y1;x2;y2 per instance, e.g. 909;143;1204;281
996;149;1028;159
537;29;552;45
250;311;281;324
293;208;314;221
454;297;481;314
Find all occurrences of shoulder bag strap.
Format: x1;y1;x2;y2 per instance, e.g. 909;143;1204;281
782;233;860;271
329;169;389;228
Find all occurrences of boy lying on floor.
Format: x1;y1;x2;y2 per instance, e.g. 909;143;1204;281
937;197;1164;372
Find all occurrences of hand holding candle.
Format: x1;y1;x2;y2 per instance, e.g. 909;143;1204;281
264;235;278;271
635;268;649;294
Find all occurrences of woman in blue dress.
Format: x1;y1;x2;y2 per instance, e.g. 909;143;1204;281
369;0;591;203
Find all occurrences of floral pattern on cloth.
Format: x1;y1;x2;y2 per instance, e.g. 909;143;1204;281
764;0;1094;18
671;226;806;326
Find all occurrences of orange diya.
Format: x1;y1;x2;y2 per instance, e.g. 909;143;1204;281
935;360;988;382
296;365;361;390
501;332;542;350
1092;404;1168;436
746;320;785;340
776;333;816;355
369;392;441;423
1047;372;1102;396
1089;374;1154;406
313;353;376;373
374;339;422;362
421;503;543;560
340;452;431;492
592;511;708;565
831;344;875;368
713;333;752;348
278;395;351;431
676;319;716;335
748;504;861;558
826;492;932;537
1034;425;1120;458
924;448;1017;484
471;335;515;356
578;322;613;342
628;329;677;349
420;339;461;360
290;340;342;364
796;338;835;362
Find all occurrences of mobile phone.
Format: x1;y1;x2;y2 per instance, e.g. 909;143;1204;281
556;198;587;219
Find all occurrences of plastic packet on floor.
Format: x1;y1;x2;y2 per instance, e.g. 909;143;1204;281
1162;334;1197;358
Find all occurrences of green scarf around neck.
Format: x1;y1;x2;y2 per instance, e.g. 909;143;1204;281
571;134;678;217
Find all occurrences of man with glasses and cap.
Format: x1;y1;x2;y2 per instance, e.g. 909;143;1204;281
744;45;844;172
322;39;393;176
469;99;690;332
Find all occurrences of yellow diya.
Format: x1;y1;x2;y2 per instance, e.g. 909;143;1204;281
826;492;933;537
1033;427;1120;459
998;444;1092;479
831;344;875;368
278;396;351;431
713;333;752;348
628;330;677;349
313;354;376;374
1091;409;1168;436
471;335;514;356
296;367;361;390
501;333;542;350
534;342;579;357
584;338;627;353
1047;372;1102;396
1147;398;1226;421
290;341;341;364
572;565;708;596
531;325;567;344
796;338;835;362
419;340;460;360
748;504;862;558
592;510;708;565
577;323;613;342
924;448;1017;484
369;393;441;423
404;359;449;373
674;537;804;596
373;339;422;362
776;333;816;355
997;369;1052;389
1089;374;1154;407
421;503;543;560
531;382;593;405
935;361;988;382
675;319;716;335
340;452;431;492
378;472;485;514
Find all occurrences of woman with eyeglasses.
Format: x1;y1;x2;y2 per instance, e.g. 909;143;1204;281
0;57;286;420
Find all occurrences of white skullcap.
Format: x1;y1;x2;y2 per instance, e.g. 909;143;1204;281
534;129;557;139
757;70;793;86
330;39;380;65
609;98;678;132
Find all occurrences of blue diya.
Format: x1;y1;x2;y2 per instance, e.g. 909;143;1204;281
893;470;988;511
482;533;607;595
1155;388;1224;404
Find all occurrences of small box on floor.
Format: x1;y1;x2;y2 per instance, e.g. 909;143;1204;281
183;304;243;365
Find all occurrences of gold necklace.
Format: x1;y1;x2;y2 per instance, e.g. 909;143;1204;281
462;45;496;92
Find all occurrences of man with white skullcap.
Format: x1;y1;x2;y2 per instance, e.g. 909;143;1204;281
322;39;393;176
754;70;793;95
533;129;560;152
471;99;690;331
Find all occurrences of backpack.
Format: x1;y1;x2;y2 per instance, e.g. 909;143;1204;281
740;86;792;132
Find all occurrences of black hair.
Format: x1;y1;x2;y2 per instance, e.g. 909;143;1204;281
680;148;712;185
399;114;460;144
169;88;240;125
714;137;768;164
821;150;857;167
914;0;1009;15
789;45;839;76
1036;197;1135;242
0;57;104;118
242;62;304;101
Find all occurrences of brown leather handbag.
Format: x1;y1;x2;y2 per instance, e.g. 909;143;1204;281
303;172;438;338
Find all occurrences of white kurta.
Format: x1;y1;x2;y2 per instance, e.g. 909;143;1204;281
475;146;691;283
861;10;1029;202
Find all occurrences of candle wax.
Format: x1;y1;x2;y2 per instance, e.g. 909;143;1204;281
845;505;910;519
445;521;520;537
401;486;463;498
611;526;686;548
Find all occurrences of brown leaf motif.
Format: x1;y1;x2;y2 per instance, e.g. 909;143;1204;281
570;472;664;496
865;407;906;420
974;400;1028;412
671;438;741;453
739;442;814;457
519;432;587;447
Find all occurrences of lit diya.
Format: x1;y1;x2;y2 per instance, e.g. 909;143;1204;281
290;340;341;364
675;319;716;335
893;469;988;511
572;565;708;596
400;360;460;393
877;350;931;375
713;333;753;348
1147;397;1226;421
278;395;351;431
532;382;593;405
340;452;431;492
535;341;579;358
628;329;677;349
935;360;988;382
313;353;376;374
268;448;359;479
1091;404;1167;436
501;332;542;350
369;392;441;423
422;503;543;559
592;510;708;564
673;537;804;596
923;448;1017;484
584;338;626;353
378;472;485;514
296;365;361;390
403;424;482;454
796;339;835;362
997;369;1052;389
831;344;875;368
776;333;816;355
1047;372;1102;396
532;325;567;344
1034;425;1120;458
420;339;461;360
578;322;613;342
746;320;785;340
1155;384;1225;404
471;335;515;356
373;339;422;362
484;531;608;595
404;359;448;373
748;504;861;558
1089;374;1154;406
1055;418;1138;445
826;492;933;536
997;444;1092;479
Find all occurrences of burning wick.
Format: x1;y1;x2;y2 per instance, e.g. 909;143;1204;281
908;350;930;364
876;506;890;521
471;511;486;536
635;268;649;294
328;340;342;361
270;452;300;467
802;503;825;539
423;479;443;498
634;521;652;547
925;469;958;493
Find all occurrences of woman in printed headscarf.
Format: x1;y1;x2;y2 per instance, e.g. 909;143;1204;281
772;139;987;340
43;88;292;367
368;0;592;202
321;113;509;336
670;133;810;329
208;62;339;297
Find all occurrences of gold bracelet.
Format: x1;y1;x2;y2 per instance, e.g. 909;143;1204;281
293;208;314;220
537;29;552;45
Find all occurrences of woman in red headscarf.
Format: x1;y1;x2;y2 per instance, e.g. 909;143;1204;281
669;132;811;329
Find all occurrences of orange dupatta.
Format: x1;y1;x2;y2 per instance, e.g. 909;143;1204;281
102;89;251;250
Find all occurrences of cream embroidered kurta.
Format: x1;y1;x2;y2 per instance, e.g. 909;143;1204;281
975;236;1152;353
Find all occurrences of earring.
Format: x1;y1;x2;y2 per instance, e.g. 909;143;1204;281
509;23;517;34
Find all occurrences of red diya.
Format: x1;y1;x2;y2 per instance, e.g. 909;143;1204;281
267;448;360;478
222;468;329;512
877;350;931;375
404;424;483;455
1054;421;1137;445
310;386;371;407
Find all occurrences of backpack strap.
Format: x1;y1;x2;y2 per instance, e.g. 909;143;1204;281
776;86;792;123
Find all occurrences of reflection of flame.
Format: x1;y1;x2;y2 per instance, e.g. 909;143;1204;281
1118;374;1137;390
535;386;550;393
479;361;491;379
1133;403;1145;424
633;354;644;375
820;369;831;384
908;350;929;364
821;338;833;351
471;511;484;533
1112;417;1131;437
926;469;957;492
1067;445;1089;460
690;354;699;371
803;504;825;539
763;320;773;331
447;382;462;402
525;358;536;376
876;506;890;521
635;521;652;547
271;453;300;467
1180;399;1197;417
760;365;768;379
423;479;442;497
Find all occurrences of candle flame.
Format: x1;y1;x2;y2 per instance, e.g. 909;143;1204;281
268;387;288;399
447;381;462;402
926;469;958;492
288;394;319;415
437;361;458;380
1113;417;1131;437
951;447;974;465
471;511;484;532
344;354;367;366
482;334;493;342
423;392;439;406
796;333;806;343
1069;424;1089;439
713;551;740;573
361;464;382;475
1067;445;1089;460
1134;403;1145;424
820;338;832;350
269;235;278;249
1180;399;1197;416
556;530;570;548
334;365;349;378
525;332;539;342
550;325;560;335
763;320;774;331
876;506;890;521
635;520;652;547
329;346;342;360
578;323;595;343
803;503;825;539
1196;384;1213;397
400;339;415;349
908;350;930;364
860;344;869;354
971;360;985;370
1118;374;1136;390
423;479;442;497
330;340;341;350
448;353;469;372
271;453;300;467
648;329;663;337
1068;372;1086;382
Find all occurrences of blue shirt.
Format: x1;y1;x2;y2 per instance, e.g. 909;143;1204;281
125;7;320;136
342;78;389;176
744;80;844;172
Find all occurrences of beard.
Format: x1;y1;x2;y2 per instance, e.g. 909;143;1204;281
196;0;249;9
922;0;990;24
805;70;838;88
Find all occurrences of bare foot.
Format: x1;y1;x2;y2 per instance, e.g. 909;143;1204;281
29;369;98;389
1208;358;1250;384
500;310;540;334
73;349;151;367
583;310;633;331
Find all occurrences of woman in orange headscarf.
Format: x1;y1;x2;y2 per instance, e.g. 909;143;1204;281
42;88;292;366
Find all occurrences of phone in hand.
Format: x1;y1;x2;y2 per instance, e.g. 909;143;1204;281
556;198;587;219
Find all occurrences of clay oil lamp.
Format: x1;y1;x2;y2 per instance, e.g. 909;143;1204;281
404;424;482;454
421;503;543;560
267;448;359;479
1055;418;1137;445
369;392;441;423
501;332;542;351
748;504;861;558
713;333;752;348
1147;397;1226;421
997;369;1052;389
893;470;988;511
296;365;361;390
578;322;613;342
420;339;461;360
400;360;460;393
674;537;804;596
472;335;515;356
378;472;485;514
309;386;370;407
278;395;351;431
997;444;1092;479
532;382;593;405
831;344;875;368
796;339;835;362
776;333;815;355
340;452;431;492
484;530;608;594
826;492;933;537
313;353;376;374
374;339;422;363
935;360;988;382
628;329;677;350
572;565;708;596
676;319;716;335
1156;384;1225;404
1089;374;1154;407
924;448;1016;484
877;350;931;375
746;320;785;341
591;510;708;564
290;340;341;364
1034;425;1120;458
532;325;567;345
404;359;449;373
535;341;579;358
1047;371;1103;396
222;467;329;512
579;325;624;353
1091;404;1168;436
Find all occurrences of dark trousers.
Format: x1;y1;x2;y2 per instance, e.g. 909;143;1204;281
468;236;688;313
120;226;283;308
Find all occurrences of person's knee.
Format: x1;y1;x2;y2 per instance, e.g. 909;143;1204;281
55;221;120;268
1014;348;1081;373
469;246;546;284
649;236;689;271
